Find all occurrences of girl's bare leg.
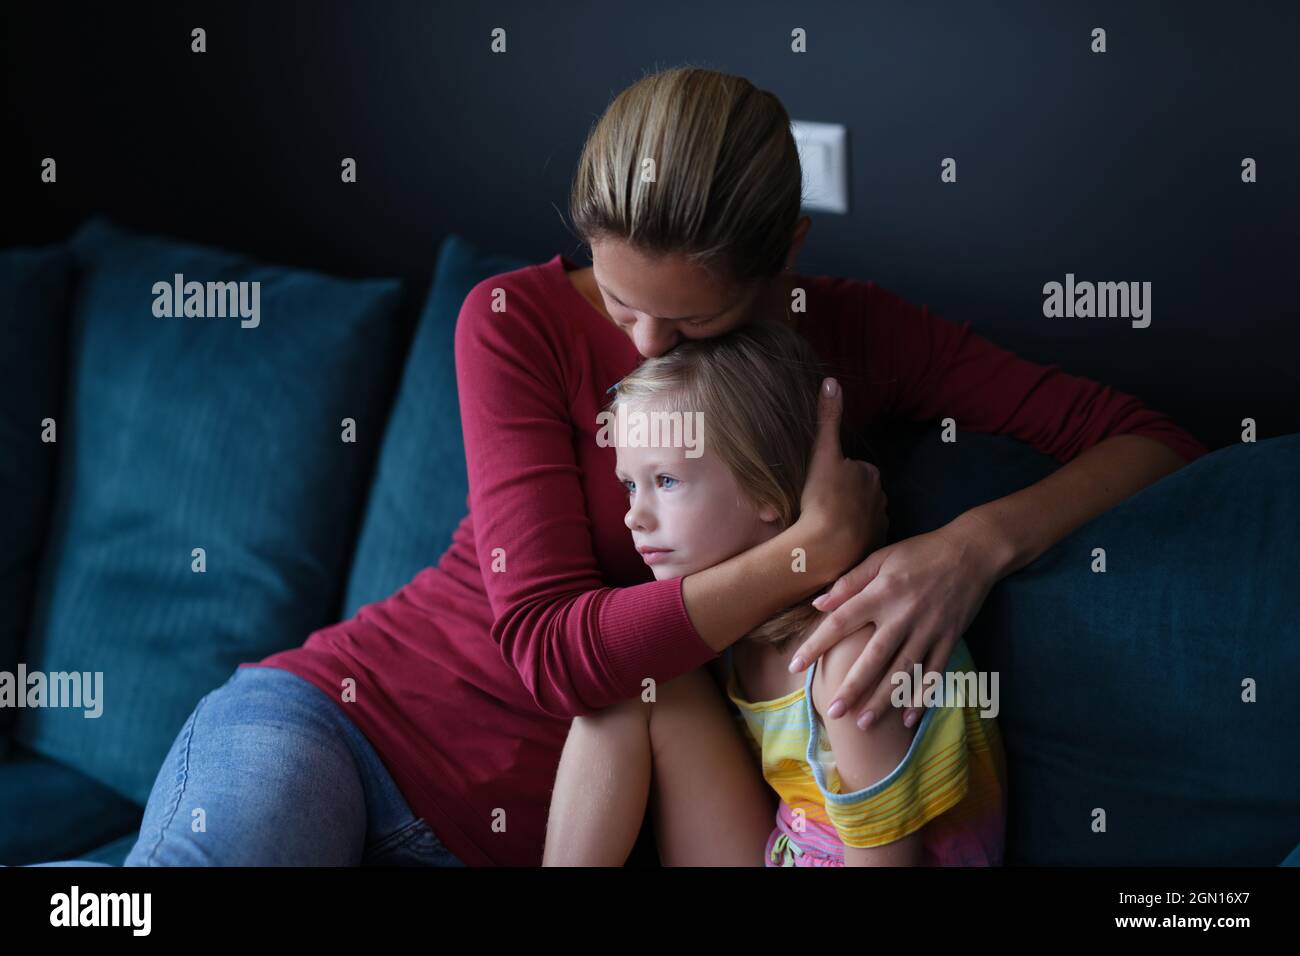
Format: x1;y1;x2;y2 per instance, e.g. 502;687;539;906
646;667;777;866
543;696;653;866
543;667;776;866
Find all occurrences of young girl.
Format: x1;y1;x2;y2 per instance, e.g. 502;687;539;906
542;318;1008;867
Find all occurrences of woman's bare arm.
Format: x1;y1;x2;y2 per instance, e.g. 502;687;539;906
945;432;1188;579
798;433;1190;725
795;280;1209;722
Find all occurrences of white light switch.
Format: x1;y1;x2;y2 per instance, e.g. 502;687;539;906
791;120;848;214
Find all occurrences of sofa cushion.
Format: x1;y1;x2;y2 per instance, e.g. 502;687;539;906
78;830;141;866
0;744;141;866
342;234;528;615
882;427;1299;865
13;216;405;805
0;247;75;758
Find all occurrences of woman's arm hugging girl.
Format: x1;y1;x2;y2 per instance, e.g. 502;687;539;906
543;318;1003;865
454;279;884;718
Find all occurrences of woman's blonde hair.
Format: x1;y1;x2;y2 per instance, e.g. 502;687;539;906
608;319;826;650
568;65;804;283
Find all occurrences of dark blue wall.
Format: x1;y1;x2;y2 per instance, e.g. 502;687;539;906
5;1;1296;449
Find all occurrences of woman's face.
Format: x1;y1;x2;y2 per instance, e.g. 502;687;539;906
614;415;782;579
590;239;773;359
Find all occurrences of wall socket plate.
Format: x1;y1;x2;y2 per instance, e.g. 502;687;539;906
791;120;848;214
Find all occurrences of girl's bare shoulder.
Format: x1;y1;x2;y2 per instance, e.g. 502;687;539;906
733;639;803;703
809;629;874;717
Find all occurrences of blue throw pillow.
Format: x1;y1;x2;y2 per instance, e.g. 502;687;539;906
342;234;528;615
0;247;75;758
14;217;405;804
956;434;1299;865
879;426;1298;864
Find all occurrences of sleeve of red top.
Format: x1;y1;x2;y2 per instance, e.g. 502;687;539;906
453;277;717;719
865;282;1210;465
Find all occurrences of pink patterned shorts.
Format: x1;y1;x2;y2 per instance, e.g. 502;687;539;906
763;799;1002;867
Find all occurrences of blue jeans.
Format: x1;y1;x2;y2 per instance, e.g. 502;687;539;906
28;665;464;867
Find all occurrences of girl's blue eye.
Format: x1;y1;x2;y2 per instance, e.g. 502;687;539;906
621;476;678;494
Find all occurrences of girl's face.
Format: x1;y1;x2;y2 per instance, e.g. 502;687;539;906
615;423;782;580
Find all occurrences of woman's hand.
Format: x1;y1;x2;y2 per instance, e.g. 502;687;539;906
794;378;889;574
789;521;1003;730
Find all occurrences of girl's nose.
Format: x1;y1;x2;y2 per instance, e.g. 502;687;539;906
624;500;655;533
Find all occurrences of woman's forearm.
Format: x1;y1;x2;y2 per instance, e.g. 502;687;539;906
944;433;1192;579
682;518;845;653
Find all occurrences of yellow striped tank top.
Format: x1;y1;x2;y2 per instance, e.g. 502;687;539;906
724;636;1008;860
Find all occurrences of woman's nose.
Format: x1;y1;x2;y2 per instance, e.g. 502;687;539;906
632;317;679;358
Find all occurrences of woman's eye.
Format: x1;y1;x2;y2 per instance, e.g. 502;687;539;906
621;479;635;495
657;475;679;489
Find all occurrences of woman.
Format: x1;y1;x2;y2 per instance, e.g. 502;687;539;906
118;66;1206;867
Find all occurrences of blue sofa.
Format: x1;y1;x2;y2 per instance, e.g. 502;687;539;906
2;218;1297;866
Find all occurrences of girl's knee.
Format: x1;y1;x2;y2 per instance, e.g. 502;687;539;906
573;669;716;736
575;694;652;732
655;667;718;705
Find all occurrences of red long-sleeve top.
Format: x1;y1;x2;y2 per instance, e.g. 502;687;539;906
245;254;1209;866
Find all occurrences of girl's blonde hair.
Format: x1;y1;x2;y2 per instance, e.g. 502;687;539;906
608;319;826;650
568;65;804;283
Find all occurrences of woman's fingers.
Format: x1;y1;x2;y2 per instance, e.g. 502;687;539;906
796;379;844;530
852;645;919;730
820;625;904;720
811;547;888;614
801;380;844;498
798;381;886;572
899;635;960;728
790;580;880;672
813;377;844;464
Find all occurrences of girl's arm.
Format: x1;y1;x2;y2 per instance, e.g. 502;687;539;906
543;667;775;866
811;628;924;866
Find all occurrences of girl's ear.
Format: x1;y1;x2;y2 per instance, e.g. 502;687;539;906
756;500;781;524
